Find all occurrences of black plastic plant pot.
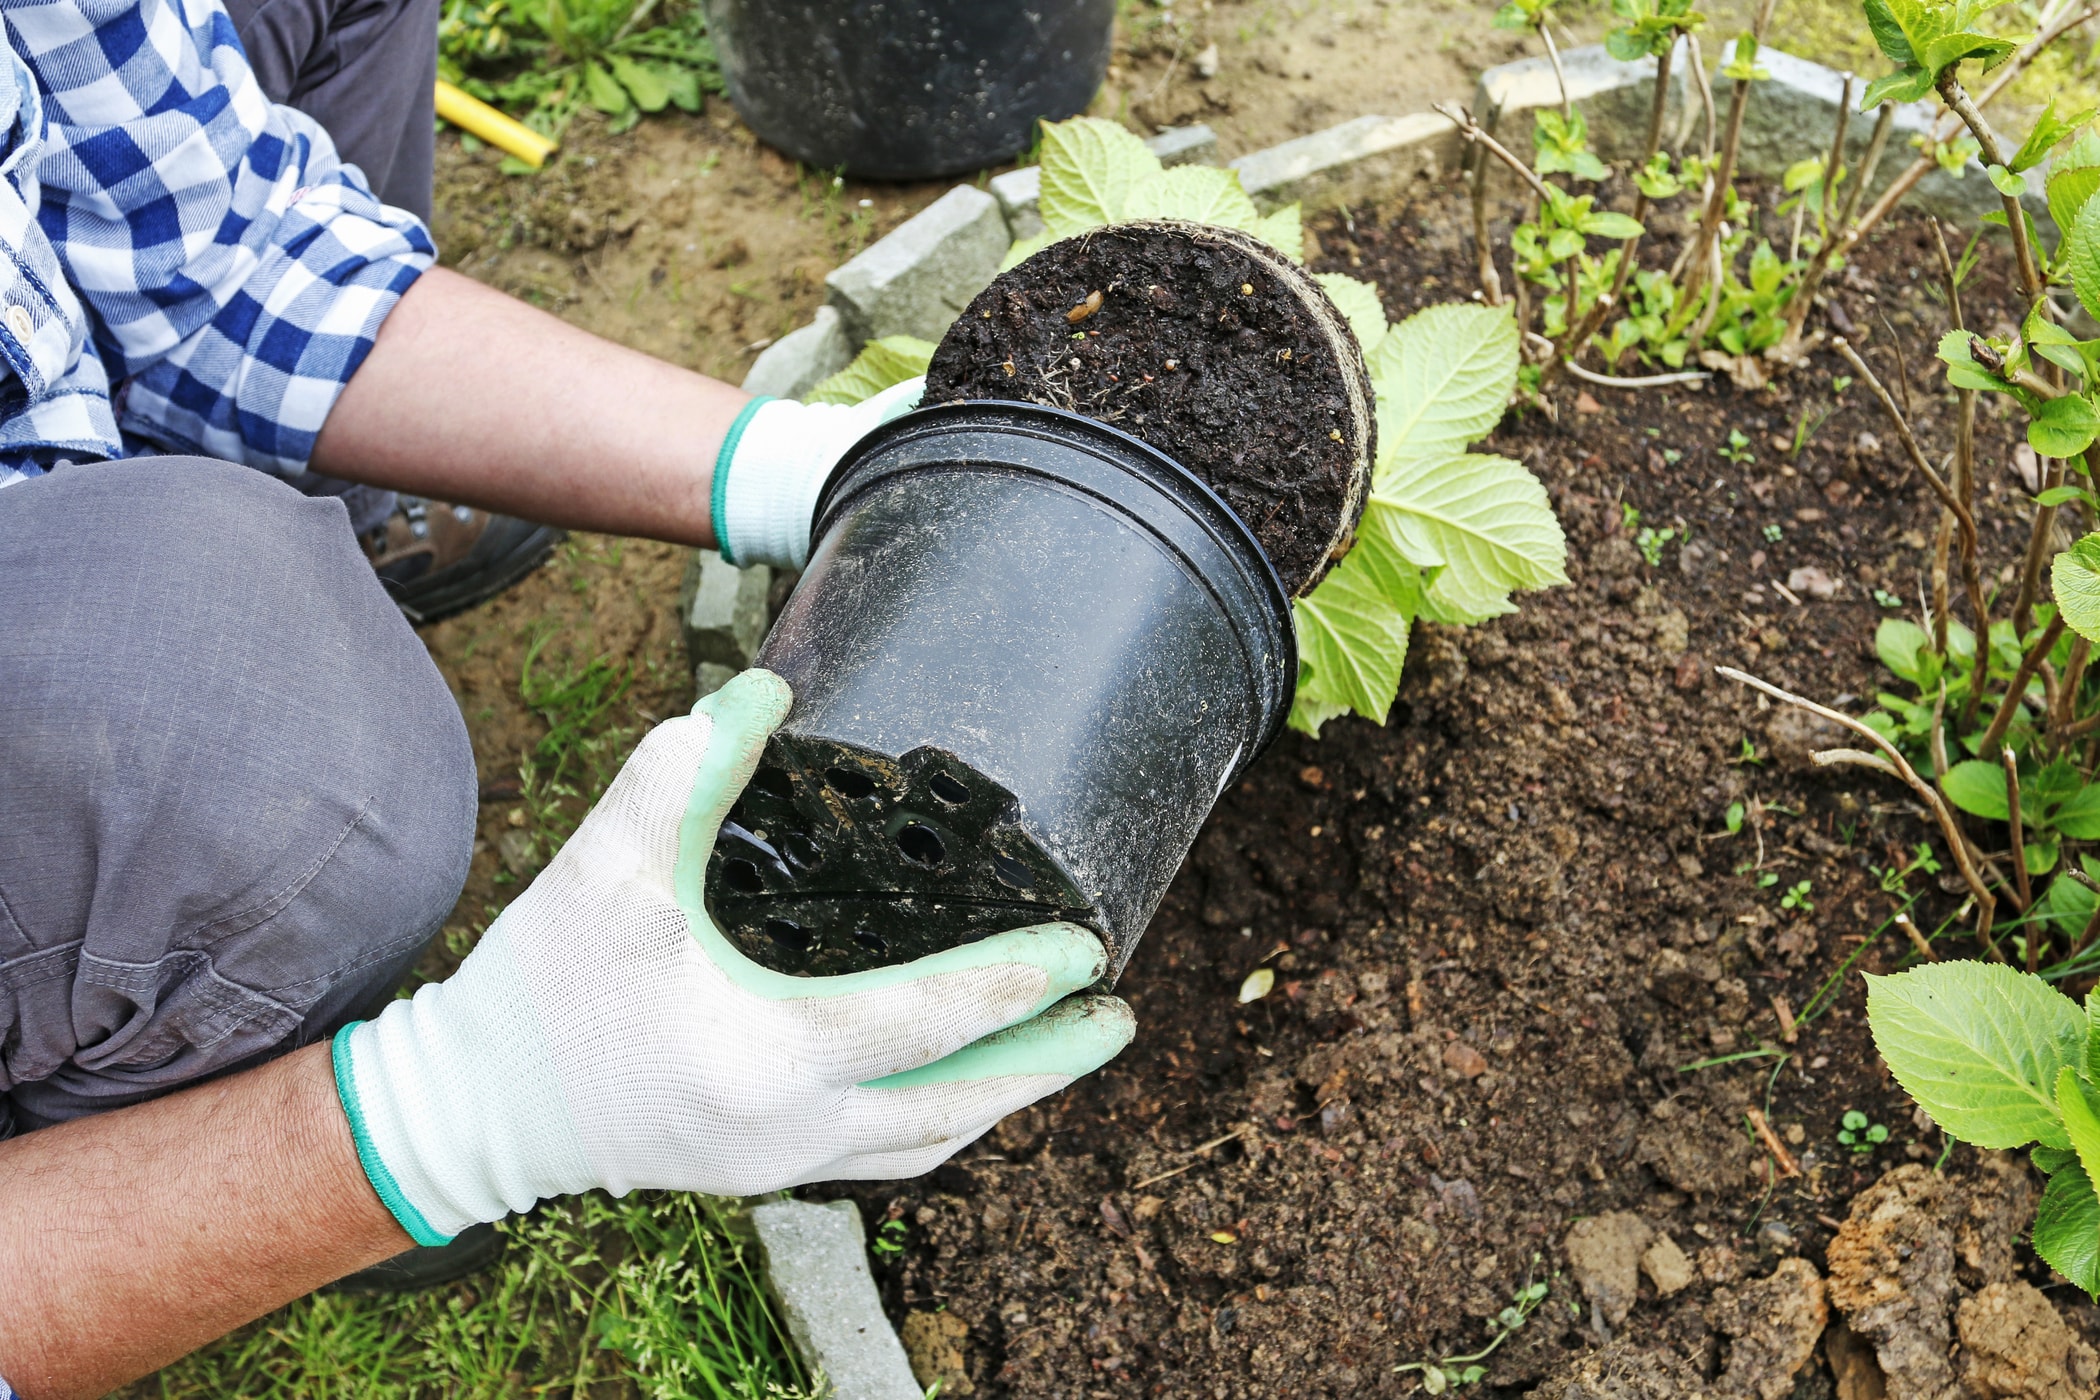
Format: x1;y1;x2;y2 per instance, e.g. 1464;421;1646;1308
704;401;1295;981
698;0;1116;179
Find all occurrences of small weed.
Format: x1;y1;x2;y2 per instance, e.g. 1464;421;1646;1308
1394;1276;1550;1392
1637;524;1679;567
1734;737;1765;766
1763;523;1786;543
1725;801;1746;834
1781;880;1815;913
1756;871;1781;889
1831;373;1854;396
1837;1109;1889;1154
1718;428;1756;465
1874;842;1942;895
871;1218;910;1258
1873;588;1904;608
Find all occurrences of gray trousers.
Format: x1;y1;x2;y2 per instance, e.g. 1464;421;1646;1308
0;458;476;1133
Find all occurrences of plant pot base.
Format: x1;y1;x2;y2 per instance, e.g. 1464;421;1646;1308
710;733;1093;976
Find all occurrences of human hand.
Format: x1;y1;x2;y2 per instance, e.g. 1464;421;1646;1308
711;377;924;570
331;668;1130;1244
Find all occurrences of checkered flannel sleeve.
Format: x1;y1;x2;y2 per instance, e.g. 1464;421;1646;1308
4;0;436;475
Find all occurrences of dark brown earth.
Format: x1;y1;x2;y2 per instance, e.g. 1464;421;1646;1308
926;221;1372;596
816;180;2100;1398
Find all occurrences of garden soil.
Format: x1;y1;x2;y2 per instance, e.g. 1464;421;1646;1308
803;194;2100;1397
390;20;2100;1396
928;222;1371;595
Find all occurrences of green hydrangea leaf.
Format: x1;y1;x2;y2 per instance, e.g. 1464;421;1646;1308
1370;303;1521;471
1290;497;1424;733
1936;329;2014;393
2034;1160;2100;1300
2012;99;2096;173
804;335;936;405
2053;532;2100;645
2061;1066;2100;1184
1863;66;1935;109
1117;164;1260;231
1372;453;1568;621
1252;202;1305;262
1313;273;1390;356
1989;164;2028;198
2029;394;2100;458
998;230;1055;273
2070;194;2100;325
1039;118;1162;235
1940;759;2010;820
1866;962;2082;1151
1875;617;1934;682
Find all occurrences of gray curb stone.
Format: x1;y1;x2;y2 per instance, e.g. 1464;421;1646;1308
1229;112;1459;209
743;304;855;398
825;184;1010;345
750;1199;922;1400
678;550;772;698
1474;39;1692;160
991;123;1220;237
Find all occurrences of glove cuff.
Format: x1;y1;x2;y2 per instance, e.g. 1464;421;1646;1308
713;397;830;571
330;920;594;1243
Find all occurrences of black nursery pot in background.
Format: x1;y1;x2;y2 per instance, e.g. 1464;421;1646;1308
698;0;1116;179
704;402;1295;981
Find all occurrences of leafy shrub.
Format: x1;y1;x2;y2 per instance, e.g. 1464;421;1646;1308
1869;960;2100;1296
440;0;723;137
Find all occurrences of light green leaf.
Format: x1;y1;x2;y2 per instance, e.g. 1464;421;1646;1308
1417;578;1513;626
1989;164;2027;198
2050;166;2100;244
1290;498;1424;733
2013;98;2097;173
1579;211;1646;239
2029;394;2100;458
804;335;936;405
2072;194;2100;325
1313;273;1390;356
1936;328;2013;392
583;58;632;116
1940;759;2010;820
2060;1067;2100;1189
606;54;672;112
1876;617;1934;683
1371;303;1521;470
1118;164;1261;231
2088;986;2100;1086
2052;532;2100;645
1252;203;1305;262
1038;118;1162;235
1863;66;1936;109
2034;1160;2100;1299
1373;453;1569;619
1866;961;2082;1151
2053;784;2100;839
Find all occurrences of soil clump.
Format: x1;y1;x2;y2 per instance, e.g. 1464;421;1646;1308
925;221;1372;595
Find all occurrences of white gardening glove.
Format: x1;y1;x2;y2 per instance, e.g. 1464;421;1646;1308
711;377;924;570
332;668;1131;1245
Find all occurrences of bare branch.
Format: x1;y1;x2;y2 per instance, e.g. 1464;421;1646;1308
1433;102;1557;204
1832;339;1978;547
2004;746;2035;934
1980;613;2066;756
1718;666;1998;938
1561;360;1711;389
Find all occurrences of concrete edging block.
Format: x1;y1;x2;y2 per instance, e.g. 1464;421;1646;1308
749;1198;923;1400
824;184;1010;345
1228;112;1460;210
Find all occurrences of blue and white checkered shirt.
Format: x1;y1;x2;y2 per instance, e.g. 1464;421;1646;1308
0;0;433;488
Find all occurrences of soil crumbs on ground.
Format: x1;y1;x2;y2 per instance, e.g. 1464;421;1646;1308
818;185;2100;1398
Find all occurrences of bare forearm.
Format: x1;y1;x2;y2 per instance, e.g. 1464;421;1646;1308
0;1043;406;1399
312;266;750;545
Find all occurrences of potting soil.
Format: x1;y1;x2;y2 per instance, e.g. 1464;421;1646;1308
926;222;1371;596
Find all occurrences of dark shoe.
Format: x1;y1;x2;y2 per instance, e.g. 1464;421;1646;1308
361;497;563;624
329;1221;507;1293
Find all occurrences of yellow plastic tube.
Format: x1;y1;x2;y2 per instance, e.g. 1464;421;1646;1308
435;79;559;169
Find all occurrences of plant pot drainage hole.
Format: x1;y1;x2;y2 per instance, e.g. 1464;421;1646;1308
928;772;971;806
992;853;1033;891
764;918;811;953
897;822;946;867
723;858;765;894
750;766;794;800
826;766;879;801
779;831;821;871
